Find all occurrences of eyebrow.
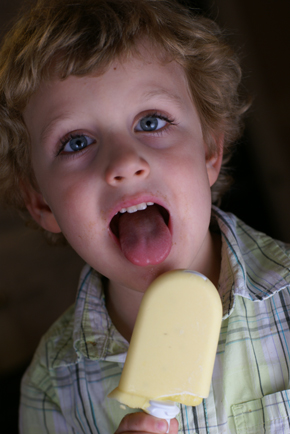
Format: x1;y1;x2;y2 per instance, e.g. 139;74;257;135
141;88;185;107
39;114;73;145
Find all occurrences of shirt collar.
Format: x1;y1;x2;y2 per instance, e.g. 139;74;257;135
213;206;290;317
73;207;290;359
73;265;129;361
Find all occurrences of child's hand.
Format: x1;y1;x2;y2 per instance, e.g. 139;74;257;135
115;411;179;433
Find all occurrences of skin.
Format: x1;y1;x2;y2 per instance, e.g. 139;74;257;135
116;412;179;433
23;45;223;433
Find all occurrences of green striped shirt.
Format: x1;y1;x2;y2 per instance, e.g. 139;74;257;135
20;207;290;433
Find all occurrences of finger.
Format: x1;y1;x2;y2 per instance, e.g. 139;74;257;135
115;412;169;433
168;418;179;433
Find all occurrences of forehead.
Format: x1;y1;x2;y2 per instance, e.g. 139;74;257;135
27;41;190;102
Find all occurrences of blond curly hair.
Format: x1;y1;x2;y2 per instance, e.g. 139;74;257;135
0;0;249;242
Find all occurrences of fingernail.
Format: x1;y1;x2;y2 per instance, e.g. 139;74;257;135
156;419;169;433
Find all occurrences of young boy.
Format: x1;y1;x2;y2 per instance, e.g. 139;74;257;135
1;0;290;433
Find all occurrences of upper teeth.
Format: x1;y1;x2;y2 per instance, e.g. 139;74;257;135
119;202;154;214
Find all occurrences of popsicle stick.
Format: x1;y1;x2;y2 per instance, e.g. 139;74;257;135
146;400;180;433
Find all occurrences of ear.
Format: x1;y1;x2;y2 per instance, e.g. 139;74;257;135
205;133;224;187
24;186;61;233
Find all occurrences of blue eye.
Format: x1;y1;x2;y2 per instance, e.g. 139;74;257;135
136;115;168;132
61;134;94;153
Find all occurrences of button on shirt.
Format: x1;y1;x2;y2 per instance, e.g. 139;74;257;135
20;207;290;433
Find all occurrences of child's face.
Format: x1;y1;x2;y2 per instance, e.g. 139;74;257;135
23;47;222;293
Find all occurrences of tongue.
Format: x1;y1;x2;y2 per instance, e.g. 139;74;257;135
118;205;172;266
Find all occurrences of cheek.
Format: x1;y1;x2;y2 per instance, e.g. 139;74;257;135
173;157;212;223
171;150;211;195
39;176;95;230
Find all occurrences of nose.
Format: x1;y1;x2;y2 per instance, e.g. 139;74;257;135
105;144;150;186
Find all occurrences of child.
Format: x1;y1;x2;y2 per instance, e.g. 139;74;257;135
1;0;290;433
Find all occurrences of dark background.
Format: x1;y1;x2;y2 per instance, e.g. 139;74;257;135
1;0;290;432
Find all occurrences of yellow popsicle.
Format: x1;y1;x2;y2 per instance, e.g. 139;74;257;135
109;270;222;411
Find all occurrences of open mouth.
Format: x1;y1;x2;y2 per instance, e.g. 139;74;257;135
109;203;170;239
110;202;172;265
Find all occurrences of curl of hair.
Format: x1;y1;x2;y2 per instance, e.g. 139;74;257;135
0;0;249;243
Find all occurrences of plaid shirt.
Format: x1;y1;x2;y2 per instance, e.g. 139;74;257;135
20;207;290;433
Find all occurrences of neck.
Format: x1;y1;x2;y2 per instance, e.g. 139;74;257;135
203;230;222;288
105;281;144;342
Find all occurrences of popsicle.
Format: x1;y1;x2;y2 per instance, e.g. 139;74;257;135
109;270;222;420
